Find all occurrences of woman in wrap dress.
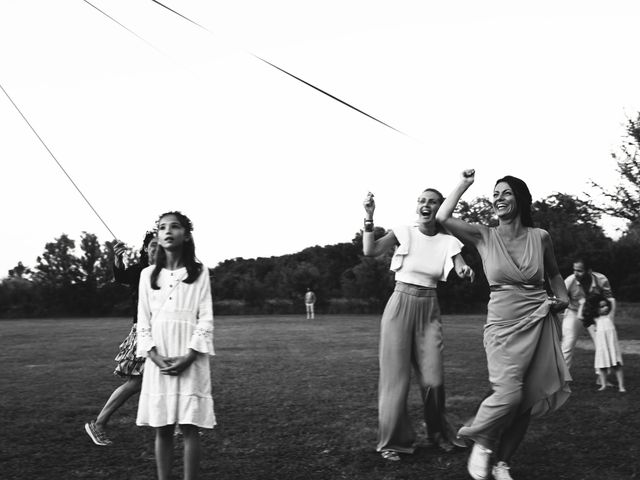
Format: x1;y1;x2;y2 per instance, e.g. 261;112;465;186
436;170;570;480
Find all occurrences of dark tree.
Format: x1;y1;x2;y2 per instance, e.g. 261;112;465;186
590;113;640;223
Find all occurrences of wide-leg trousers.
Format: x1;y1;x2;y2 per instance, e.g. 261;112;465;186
376;282;452;453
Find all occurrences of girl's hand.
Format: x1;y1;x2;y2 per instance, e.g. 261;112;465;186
461;169;475;185
160;352;198;376
109;240;127;268
363;192;375;217
149;350;174;369
110;241;127;258
458;265;475;282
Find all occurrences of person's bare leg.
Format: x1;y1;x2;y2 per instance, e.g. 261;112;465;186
181;424;201;480
95;376;142;429
156;425;175;480
597;368;608;391
613;366;626;392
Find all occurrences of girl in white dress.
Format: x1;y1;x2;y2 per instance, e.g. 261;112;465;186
581;293;626;393
136;211;215;480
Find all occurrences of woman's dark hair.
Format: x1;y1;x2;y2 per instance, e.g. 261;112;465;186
495;175;533;227
581;292;611;328
151;211;202;290
139;230;157;268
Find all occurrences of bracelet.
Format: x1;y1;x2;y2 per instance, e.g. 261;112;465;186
364;218;374;232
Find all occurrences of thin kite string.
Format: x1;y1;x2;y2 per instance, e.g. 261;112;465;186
253;55;405;135
83;0;166;57
87;0;408;136
0;82;118;239
146;0;408;136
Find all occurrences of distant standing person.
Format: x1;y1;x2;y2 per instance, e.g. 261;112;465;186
363;189;474;461
305;288;316;319
85;231;158;446
561;258;616;372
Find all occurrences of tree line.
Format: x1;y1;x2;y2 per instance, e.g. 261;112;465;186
2;115;639;318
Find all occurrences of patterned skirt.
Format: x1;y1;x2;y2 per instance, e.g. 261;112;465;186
113;324;145;378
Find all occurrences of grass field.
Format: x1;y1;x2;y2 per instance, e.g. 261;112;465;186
1;307;639;480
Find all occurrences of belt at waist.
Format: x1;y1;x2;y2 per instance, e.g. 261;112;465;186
489;283;544;292
394;281;437;297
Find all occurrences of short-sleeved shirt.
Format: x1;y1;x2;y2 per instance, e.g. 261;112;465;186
564;271;613;311
304;291;316;304
391;226;463;288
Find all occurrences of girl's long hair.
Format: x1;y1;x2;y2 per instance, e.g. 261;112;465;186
151;211;202;290
495;175;534;227
581;292;610;328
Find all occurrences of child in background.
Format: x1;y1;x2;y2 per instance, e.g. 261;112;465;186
581;292;626;393
85;231;158;446
136;211;215;480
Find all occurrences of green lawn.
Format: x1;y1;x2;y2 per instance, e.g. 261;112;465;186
1;307;638;479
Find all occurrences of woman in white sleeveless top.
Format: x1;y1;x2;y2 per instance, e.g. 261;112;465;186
362;189;475;461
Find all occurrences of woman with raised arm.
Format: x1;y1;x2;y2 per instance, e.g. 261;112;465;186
436;170;570;480
362;189;474;462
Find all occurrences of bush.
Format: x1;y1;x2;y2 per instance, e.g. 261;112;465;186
213;299;248;315
263;298;296;315
325;297;384;314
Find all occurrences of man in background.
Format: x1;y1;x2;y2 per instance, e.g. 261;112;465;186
304;288;316;320
562;258;616;380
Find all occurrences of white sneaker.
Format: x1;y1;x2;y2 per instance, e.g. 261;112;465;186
467;443;492;480
491;461;514;480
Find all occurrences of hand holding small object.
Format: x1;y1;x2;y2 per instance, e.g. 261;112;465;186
363;191;375;216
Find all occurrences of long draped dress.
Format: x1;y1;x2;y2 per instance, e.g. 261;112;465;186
457;228;571;448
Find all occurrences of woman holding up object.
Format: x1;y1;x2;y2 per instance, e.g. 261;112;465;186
363;189;474;461
436;170;570;480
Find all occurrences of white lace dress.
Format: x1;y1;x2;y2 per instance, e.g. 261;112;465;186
136;265;216;428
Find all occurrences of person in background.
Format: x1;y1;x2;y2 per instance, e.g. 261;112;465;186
85;231;158;446
580;292;626;393
562;258;616;379
304;288;316;319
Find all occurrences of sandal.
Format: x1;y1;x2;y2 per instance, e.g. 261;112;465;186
381;450;401;461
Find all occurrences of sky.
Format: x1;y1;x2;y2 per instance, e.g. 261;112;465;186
1;0;639;279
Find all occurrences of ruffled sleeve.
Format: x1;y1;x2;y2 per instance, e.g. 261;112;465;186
188;267;215;356
136;267;155;357
440;234;464;281
389;225;411;272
